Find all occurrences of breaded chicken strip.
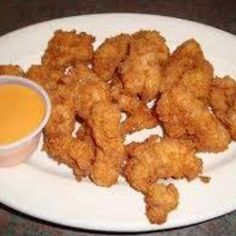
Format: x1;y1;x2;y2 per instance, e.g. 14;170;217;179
26;65;64;92
109;77;158;133
119;30;168;101
93;34;131;81
88;101;125;186
145;183;179;224
72;64;111;120
124;136;202;192
177;61;213;102
124;136;199;224
70;64;125;186
161;39;213;102
132;30;170;65
42;30;95;69
27;63;95;180
44;96;94;180
119;93;158;134
210;76;236;139
157;87;230;152
0;65;24;76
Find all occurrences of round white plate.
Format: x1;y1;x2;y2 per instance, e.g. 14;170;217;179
0;13;236;232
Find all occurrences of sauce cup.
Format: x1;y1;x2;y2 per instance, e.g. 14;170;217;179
0;75;51;167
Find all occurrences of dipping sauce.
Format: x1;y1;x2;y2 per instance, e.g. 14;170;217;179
0;84;45;145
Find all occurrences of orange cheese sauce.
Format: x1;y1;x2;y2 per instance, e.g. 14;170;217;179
0;84;45;145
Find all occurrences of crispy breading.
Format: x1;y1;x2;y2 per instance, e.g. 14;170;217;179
119;93;158;133
88;101;125;186
42;30;95;69
210;76;236;139
0;65;24;76
210;77;236;119
119;31;167;101
157;87;231;152
145;183;179;224
161;39;213;102
124;136;202;192
26;65;64;92
132;30;170;65
93;34;131;81
124;135;197;224
72;64;111;120
177;60;213;102
109;77;158;133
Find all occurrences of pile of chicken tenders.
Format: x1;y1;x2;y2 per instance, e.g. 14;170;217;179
1;29;236;224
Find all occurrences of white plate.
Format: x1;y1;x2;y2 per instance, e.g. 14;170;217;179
0;13;236;232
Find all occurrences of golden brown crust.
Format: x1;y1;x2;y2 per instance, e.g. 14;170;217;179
88;101;125;186
0;65;24;76
161;39;213;103
42;30;95;69
210;76;236;140
145;183;179;224
93;34;131;81
124;135;202;192
119;30;168;101
157;87;231;152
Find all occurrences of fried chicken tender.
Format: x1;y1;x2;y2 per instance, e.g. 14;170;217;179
0;65;24;76
124;136;199;224
42;30;95;69
88;101;125;186
119;93;158;133
72;64;111;120
119;30;168;101
161;39;213;102
157;87;231;152
109;77;158;133
44;102;94;180
177;61;213;102
132;30;170;65
210;76;236;139
93;34;131;81
124;136;202;192
26;65;64;92
68;64;125;186
29;63;95;180
145;183;179;224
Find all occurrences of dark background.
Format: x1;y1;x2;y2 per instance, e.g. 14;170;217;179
0;0;236;235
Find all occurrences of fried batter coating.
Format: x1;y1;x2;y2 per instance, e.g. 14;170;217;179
69;64;125;186
26;65;64;92
72;64;111;120
44;79;95;179
177;61;213;102
93;34;131;81
157;87;231;152
119;93;158;133
124;136;202;192
109;77;158;133
44;102;94;180
0;65;24;76
210;76;236;139
42;30;95;69
30;63;95;180
145;183;179;224
124;135;198;224
88;101;125;186
119;31;167;101
132;30;170;65
161;39;213;102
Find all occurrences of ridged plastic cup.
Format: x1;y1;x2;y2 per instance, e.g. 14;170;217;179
0;76;51;167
